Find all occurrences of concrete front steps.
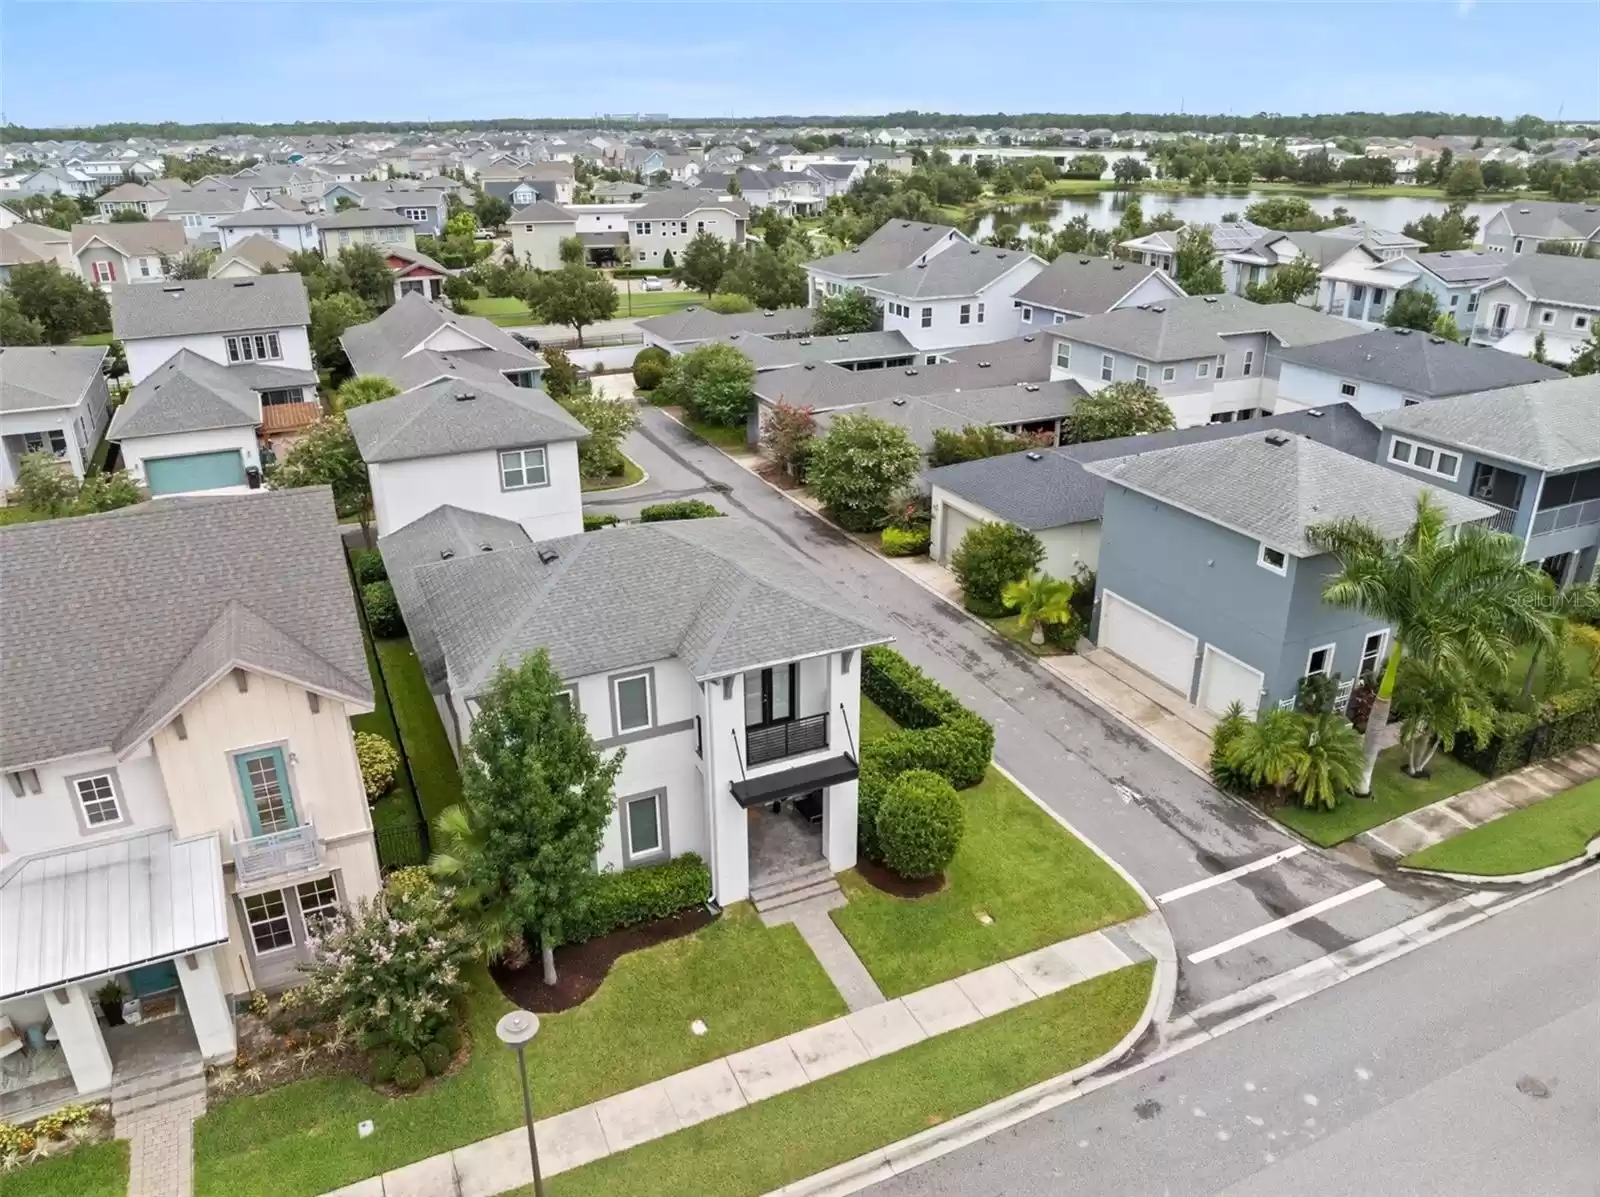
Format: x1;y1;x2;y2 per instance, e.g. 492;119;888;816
750;860;843;920
111;1059;206;1119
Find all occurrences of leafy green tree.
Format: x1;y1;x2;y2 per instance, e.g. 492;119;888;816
1221;708;1305;796
928;423;1042;468
540;346;580;400
335;195;362;212
1431;312;1464;343
334;374;399;412
160;247;215;280
444;210;477;241
1384;288;1440;332
109;208;147;222
950;521;1046;615
1245;256;1321;304
674;232;731;296
7;263;111;342
432;650;623;984
1307;493;1557;794
1001;572;1075;645
1025;168;1049;192
74;469;144;513
337;243;395;310
442;273;477;313
557;384;637;480
8;451;79;515
309;292;371;375
1401;203;1480;252
1242;196;1339;232
554;235;585;266
475;193;511;229
704;292;755;314
1393;657;1494;777
1067;380;1176;442
1443;160;1485;198
1174;226;1224;294
3;193;83;230
1519;581;1600;698
718;244;808;309
1531;330;1548;364
759;400;816;476
524;263;618;347
991;166;1018;194
1291;715;1366;810
272;414;372;533
1112;156;1149;185
656;341;755;427
812;288;881;335
805;413;922;532
0;291;46;345
1566;322;1600;376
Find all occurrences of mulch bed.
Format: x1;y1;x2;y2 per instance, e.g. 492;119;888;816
754;460;803;490
855;857;946;899
492;908;716;1014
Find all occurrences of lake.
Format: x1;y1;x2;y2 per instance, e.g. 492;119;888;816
966;190;1505;240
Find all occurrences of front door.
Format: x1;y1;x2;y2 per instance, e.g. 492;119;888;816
235;747;297;835
126;960;180;997
1493;304;1510;332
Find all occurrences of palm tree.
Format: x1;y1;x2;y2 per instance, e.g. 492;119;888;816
333;373;400;413
1307;492;1556;796
1001;572;1075;645
1521;580;1600;699
1394;657;1495;776
1222;708;1305;796
1292;714;1366;810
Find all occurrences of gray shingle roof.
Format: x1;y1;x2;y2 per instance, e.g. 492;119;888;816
411;517;890;693
865;246;1041;301
214;206;317;228
0;345;107;413
717;329;915;371
808;221;968;279
209;234;292;274
1372;374;1600;471
820;380;1083;453
111;274;310;340
630;189;749;221
347;374;587;464
926;403;1382;531
0;488;371;768
317;207;416;230
510;200;576;224
378;505;531;687
71;220;188;259
1488;253;1600;309
1496;201;1600;241
107;350;314;440
1052;295;1361;361
753;334;1056;411
1013;257;1183;316
637;305;814;343
1084;431;1494;557
340;293;545;387
1275;326;1565;397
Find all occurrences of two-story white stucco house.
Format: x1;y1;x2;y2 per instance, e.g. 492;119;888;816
0;345;112;489
806;220;971;305
1007;256;1185;328
111;273;314;386
381;515;890;907
0;489;380;1112
864;247;1048;354
346;372;589;539
626;190;748;267
340;291;549;391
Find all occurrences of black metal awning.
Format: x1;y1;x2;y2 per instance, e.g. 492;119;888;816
730;754;859;809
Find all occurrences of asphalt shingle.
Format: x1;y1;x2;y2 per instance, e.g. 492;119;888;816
0;345;107;413
1275;326;1565;397
1372;374;1600;471
111;274;310;340
346;374;587;463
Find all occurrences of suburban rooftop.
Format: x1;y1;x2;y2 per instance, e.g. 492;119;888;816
110;272;311;340
1372;374;1600;472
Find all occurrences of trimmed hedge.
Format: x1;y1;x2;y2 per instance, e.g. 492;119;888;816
633;345;671;391
856;646;994;862
361;580;405;638
583;513;621;531
564;852;712;944
876;769;965;879
351;548;388;586
1453;684;1600;777
880;526;930;557
420;1040;451;1077
353;731;401;802
392;1055;425;1091
639;499;723;522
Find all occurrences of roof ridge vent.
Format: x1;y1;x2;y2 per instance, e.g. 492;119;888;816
1023;383;1039;392
803;362;817;370
836;335;849;342
439;548;455;560
537;547;559;564
904;367;918;375
1078;258;1090;265
1264;432;1291;446
891;397;907;406
1022;334;1035;342
455;390;477;401
1307;409;1324;417
1394;327;1412;335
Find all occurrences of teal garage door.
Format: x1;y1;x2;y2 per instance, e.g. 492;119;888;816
144;450;247;496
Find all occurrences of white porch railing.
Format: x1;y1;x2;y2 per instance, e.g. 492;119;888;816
232;822;320;886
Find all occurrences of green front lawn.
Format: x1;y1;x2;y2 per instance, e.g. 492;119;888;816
4;1139;129;1197
539;963;1152;1197
1271;747;1484;847
461;296;529;317
373;636;462;824
612;290;702;319
832;702;1146;997
1505;639;1596;702
681;416;749;450
68;332;114;347
193;905;844;1197
1404;779;1600;876
0;506;49;526
579;454;645;493
346;571;422;834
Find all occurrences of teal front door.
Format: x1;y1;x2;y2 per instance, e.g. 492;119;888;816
234;747;297;835
126;960;180;996
144;450;247;496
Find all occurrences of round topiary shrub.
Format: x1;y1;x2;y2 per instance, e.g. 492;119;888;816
362;580;405;638
392;1055;426;1092
351;548;387;586
435;1023;463;1053
855;761;890;862
583;513;620;531
353;731;400;802
420;1040;452;1077
950;521;1044;613
875;769;965;880
369;1046;401;1085
384;865;436;909
632;345;670;392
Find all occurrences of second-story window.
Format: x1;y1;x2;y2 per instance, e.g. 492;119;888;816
959;303;972;325
920;306;933;328
613;672;654;733
499;446;548;490
744;665;795;728
226;333;282;363
235;747;296;835
74;773;122;827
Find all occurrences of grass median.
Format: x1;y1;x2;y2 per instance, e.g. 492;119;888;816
1404;779;1600;876
1271;747;1482;847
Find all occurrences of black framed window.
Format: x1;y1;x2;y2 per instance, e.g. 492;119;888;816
743;664;796;728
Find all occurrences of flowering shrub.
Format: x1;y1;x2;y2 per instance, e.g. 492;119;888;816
354;731;401;802
301;885;473;1056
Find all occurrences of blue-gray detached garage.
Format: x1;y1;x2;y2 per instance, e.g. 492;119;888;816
1083;430;1495;718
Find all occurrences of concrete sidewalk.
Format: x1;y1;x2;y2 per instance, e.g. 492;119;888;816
320;916;1165;1197
1363;743;1600;862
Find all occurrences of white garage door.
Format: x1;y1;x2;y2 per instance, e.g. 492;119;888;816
1197;644;1265;719
939;503;982;563
1099;591;1198;697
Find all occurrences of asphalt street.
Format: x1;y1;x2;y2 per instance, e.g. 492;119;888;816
621;406;1466;1010
865;869;1600;1197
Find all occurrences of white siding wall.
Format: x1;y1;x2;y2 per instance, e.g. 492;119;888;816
931;489;1100;579
510;222;575;270
119;426;260;493
0;742;169;866
367;439;583;538
630;208;743;266
124;327;313;384
218;223;319;253
1275;363;1412;416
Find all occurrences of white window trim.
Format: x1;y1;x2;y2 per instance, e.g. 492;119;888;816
611;671;654;733
1388;436;1461;482
1257;542;1288;575
1135;363;1149;382
243;890;296;956
73;772;124;829
1161;365;1176;382
1539;309;1555;325
976;301;985;324
1196;360;1211;379
621;790;667;865
1339;380;1359;398
1305;643;1336;678
1055;343;1070;369
959;303;971;325
499;446;549;490
1100;353;1114;382
1243;350;1254;377
1576;313;1591;331
1358;629;1389;677
920;306;932;328
1052;312;1065;325
1020;306;1032;324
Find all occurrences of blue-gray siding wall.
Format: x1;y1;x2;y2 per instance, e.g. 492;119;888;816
1093;485;1390;709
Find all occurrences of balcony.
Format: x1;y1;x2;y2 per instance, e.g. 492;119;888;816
232;822;320;886
1478;504;1518;534
1532;498;1600;536
746;714;829;767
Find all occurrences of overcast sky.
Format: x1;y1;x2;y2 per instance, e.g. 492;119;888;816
4;1;1596;129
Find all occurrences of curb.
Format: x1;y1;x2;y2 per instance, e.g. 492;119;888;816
1398;832;1600;887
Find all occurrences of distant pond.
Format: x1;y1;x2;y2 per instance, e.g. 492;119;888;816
965;190;1505;240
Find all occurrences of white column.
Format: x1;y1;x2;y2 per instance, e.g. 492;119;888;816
177;950;237;1063
704;675;751;905
44;984;113;1094
826;650;863;876
823;779;859;875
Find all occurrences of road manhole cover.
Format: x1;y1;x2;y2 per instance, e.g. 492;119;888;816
1516;1075;1550;1098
